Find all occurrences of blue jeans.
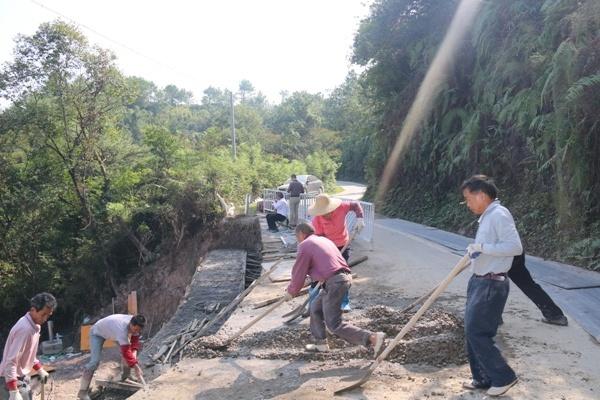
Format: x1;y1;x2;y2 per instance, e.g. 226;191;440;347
465;275;516;387
84;334;105;373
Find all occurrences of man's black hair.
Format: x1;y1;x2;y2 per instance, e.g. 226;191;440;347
276;192;284;199
461;175;498;199
30;292;57;312
295;222;315;235
130;314;146;327
291;174;297;179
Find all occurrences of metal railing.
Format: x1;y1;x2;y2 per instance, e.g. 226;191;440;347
262;188;374;247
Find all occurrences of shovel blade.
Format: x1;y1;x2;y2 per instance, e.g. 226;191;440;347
334;366;376;395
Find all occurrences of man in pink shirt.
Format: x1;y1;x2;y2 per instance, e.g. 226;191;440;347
0;293;56;400
309;194;365;311
77;314;146;400
284;223;384;353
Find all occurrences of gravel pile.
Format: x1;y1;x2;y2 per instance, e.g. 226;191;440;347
185;305;466;366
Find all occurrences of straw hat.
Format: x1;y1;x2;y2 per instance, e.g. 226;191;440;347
308;194;342;216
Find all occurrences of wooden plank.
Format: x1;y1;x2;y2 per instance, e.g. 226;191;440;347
128;291;138;315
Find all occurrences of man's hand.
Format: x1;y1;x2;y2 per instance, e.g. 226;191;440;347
355;218;365;233
8;391;23;400
283;291;294;302
467;243;483;258
38;367;50;384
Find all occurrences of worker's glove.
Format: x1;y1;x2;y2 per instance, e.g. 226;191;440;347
355;218;365;233
8;390;24;400
283;291;294;302
467;243;483;258
37;367;49;384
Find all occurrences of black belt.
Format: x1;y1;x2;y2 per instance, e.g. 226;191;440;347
475;272;507;281
289;195;300;198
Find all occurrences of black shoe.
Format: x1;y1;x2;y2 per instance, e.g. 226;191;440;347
541;315;568;326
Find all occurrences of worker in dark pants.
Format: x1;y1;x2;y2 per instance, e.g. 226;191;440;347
508;253;568;326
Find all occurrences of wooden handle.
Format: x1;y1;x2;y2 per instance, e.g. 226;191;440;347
375;254;469;363
224;297;287;345
194;257;284;338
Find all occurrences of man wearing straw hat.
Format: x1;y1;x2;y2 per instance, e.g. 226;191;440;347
308;194;365;311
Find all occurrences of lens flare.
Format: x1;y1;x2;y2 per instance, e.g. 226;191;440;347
375;0;484;203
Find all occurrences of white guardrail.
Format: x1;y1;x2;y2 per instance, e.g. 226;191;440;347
261;189;374;246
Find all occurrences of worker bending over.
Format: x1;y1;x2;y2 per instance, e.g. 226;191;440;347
77;314;146;400
284;223;384;353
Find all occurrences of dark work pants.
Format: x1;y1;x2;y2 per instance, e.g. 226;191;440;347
266;213;287;230
465;275;516;387
508;253;565;319
310;273;371;345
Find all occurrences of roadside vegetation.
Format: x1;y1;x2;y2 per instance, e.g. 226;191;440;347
338;0;600;270
0;22;341;332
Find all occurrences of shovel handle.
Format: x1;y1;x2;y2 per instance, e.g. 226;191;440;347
224;297;287;345
376;254;469;362
334;254;470;395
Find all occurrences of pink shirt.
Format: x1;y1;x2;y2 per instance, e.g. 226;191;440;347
0;313;42;386
312;202;364;247
286;235;350;295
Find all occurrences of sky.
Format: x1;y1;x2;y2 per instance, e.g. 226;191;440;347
0;0;373;103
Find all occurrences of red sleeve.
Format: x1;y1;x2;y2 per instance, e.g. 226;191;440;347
120;345;138;367
349;202;364;218
287;243;312;295
5;379;18;391
130;334;141;351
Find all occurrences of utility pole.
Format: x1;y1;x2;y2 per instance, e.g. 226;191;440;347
230;91;237;160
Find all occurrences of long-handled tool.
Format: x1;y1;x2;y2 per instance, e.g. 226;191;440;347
281;228;359;324
283;282;321;324
171;257;284;356
209;296;287;349
334;254;470;395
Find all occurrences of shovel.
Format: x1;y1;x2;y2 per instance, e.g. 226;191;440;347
334;254;470;395
282;228;359;323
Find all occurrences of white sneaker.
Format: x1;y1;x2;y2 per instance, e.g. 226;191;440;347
487;378;518;396
305;343;330;352
372;332;386;356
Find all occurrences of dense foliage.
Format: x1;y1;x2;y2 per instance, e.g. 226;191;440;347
342;0;600;268
0;22;342;331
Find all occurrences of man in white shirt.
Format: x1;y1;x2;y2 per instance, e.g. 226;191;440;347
266;192;289;232
461;175;521;397
77;314;146;400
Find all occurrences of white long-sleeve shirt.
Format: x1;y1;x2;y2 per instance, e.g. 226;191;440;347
273;198;289;217
470;200;523;275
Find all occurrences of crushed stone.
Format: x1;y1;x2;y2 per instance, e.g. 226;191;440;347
184;305;466;367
